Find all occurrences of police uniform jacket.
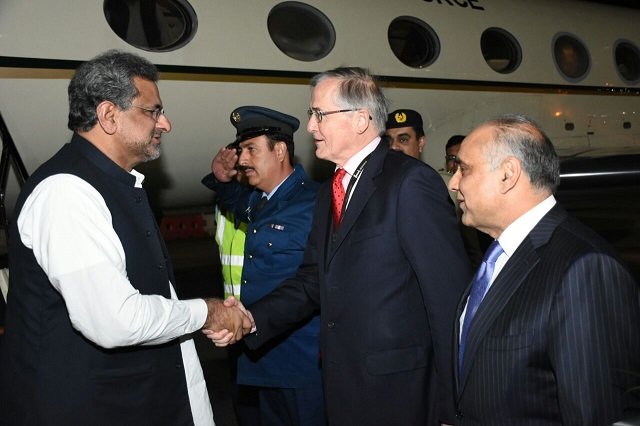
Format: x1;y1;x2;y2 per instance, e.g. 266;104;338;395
203;164;321;388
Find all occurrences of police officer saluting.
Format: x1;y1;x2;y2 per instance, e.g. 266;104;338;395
202;106;324;426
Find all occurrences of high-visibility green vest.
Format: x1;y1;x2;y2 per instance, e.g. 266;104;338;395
215;208;247;300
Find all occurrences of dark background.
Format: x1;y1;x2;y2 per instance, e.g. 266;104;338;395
586;0;640;9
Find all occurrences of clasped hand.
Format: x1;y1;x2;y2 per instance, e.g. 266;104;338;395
202;297;253;347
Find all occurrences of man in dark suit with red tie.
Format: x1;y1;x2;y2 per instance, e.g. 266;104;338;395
449;114;640;424
206;68;471;425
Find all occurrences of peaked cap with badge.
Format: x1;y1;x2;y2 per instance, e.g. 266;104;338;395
230;105;300;147
386;109;424;132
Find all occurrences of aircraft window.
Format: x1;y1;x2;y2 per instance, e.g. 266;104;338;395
615;40;640;84
388;17;440;68
103;0;197;52
481;27;522;74
553;33;590;82
267;2;335;61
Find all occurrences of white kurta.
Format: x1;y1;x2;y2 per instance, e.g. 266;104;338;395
17;172;215;426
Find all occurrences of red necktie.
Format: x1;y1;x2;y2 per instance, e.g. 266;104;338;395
332;168;347;225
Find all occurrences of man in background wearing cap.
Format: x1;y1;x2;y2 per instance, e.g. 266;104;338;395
202;106;324;426
385;108;427;159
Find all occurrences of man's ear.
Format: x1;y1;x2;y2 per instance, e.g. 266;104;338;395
418;135;427;153
500;156;521;192
96;101;118;135
354;110;371;134
275;141;287;162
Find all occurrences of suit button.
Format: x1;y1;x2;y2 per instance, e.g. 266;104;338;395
145;230;151;237
456;410;463;419
252;229;257;234
248;254;253;259
242;279;247;284
327;321;335;329
267;242;273;248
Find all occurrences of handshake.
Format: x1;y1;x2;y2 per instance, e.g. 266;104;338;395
202;297;253;347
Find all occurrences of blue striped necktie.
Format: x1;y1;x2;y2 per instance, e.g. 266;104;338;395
459;240;504;371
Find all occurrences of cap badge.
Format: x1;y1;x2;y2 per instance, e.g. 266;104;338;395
232;111;241;123
395;112;407;124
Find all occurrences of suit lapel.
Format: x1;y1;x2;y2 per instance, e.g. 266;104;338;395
326;142;386;264
316;182;334;267
457;241;539;388
457;204;568;391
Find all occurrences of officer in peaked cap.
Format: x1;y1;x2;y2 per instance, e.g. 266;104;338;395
201;105;324;425
384;108;427;159
229;105;299;164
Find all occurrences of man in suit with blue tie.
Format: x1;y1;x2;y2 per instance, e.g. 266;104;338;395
449;113;640;424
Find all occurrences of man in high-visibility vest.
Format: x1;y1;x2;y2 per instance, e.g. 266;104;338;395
214;160;249;301
215;205;247;300
214;198;251;422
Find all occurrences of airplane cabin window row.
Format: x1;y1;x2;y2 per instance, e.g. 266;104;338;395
103;0;640;85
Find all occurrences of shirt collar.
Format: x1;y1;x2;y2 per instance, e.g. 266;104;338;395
263;168;295;200
498;194;557;258
338;137;381;177
130;169;146;188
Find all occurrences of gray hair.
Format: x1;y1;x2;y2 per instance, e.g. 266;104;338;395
483;114;560;192
68;50;159;132
310;67;388;135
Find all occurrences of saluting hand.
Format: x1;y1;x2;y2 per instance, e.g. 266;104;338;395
211;146;239;182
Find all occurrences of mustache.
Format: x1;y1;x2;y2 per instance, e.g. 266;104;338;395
236;165;253;172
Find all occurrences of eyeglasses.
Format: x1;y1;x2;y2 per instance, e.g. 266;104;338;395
445;154;458;161
132;104;165;121
307;107;356;122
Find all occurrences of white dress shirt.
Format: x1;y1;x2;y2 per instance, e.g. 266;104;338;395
492;195;557;281
337;136;380;209
18;172;215;426
460;195;557;338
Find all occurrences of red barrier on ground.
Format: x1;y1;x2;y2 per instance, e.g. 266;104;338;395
160;214;207;240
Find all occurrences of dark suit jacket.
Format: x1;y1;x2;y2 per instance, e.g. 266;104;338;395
454;204;640;425
245;141;471;425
